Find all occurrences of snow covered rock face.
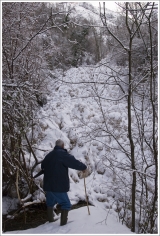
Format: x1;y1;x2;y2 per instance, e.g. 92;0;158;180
28;67;126;207
12;59;156;234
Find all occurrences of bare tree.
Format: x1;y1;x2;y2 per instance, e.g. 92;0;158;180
2;2;71;202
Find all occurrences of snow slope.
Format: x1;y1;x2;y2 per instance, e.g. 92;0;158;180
25;63;130;208
4;206;133;234
3;57;155;233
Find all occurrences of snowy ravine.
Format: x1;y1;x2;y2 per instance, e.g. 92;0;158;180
3;62;138;234
2;1;158;234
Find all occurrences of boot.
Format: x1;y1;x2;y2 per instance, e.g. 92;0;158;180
47;207;54;222
60;209;68;226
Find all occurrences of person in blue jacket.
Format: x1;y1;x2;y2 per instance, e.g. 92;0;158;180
41;139;87;226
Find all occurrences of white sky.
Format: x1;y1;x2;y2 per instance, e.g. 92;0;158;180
89;1;117;11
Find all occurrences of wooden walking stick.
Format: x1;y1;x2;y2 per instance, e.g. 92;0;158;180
83;172;90;215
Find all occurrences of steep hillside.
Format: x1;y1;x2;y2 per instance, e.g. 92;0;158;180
23;62;130;223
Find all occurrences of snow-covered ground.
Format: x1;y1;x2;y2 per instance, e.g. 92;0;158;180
3;206;133;234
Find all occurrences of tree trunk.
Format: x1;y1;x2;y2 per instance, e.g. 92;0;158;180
126;2;136;231
148;6;158;231
128;44;136;232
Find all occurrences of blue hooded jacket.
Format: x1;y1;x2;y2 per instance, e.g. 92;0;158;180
41;146;87;192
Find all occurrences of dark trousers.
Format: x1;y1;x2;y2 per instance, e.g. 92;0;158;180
46;191;71;210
